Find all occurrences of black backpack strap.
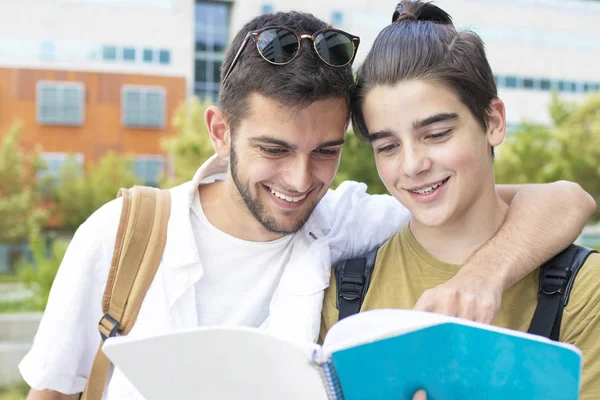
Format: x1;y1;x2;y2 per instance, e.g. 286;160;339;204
528;245;597;341
335;247;379;321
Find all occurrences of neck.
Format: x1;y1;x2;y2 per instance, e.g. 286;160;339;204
410;179;509;265
199;179;286;242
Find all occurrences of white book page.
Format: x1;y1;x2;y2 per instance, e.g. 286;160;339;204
321;309;581;357
103;326;328;400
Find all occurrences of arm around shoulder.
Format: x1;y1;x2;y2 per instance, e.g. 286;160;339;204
482;180;596;289
323;181;411;262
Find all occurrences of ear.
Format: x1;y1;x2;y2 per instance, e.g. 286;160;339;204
205;106;231;158
486;98;506;147
343;118;351;134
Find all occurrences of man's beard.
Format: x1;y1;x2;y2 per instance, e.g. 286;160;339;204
229;147;317;235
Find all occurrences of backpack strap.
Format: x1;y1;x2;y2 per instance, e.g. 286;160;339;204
527;244;597;341
335;247;379;321
81;186;171;400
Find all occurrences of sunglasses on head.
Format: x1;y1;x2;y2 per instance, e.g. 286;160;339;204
222;26;360;85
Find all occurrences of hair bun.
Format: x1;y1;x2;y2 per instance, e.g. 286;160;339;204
392;1;453;25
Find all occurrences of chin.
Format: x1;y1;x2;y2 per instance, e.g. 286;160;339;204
412;209;452;228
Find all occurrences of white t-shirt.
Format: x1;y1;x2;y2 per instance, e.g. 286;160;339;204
191;191;295;327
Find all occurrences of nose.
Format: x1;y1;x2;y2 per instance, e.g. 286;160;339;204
402;144;431;178
284;155;313;193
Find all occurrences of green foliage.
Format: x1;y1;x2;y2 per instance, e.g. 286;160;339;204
0;381;30;400
333;130;388;194
54;151;140;231
0;122;48;244
0;298;37;314
495;93;600;222
15;229;68;311
161;98;215;188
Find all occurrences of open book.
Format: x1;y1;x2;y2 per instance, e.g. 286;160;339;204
102;309;581;400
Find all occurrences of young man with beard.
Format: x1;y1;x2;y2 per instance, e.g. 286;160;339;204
321;2;599;398
23;10;595;400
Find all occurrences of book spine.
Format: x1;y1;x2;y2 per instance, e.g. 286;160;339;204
313;350;344;400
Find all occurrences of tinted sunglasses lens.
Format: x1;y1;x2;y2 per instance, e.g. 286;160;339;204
256;29;299;64
314;31;355;66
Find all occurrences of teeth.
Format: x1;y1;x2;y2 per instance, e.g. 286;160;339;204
409;179;446;195
269;188;307;203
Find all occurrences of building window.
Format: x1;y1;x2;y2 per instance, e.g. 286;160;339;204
569;82;578;93
331;11;344;26
38;152;84;188
121;86;166;129
158;49;171;64
558;81;568;92
133;155;165;187
123;47;136;61
39;41;55;60
506;123;521;136
36;81;85;126
143;48;153;63
195;1;230;102
261;3;273;14
102;45;117;61
523;78;534;89
540;79;551;91
505;76;517;88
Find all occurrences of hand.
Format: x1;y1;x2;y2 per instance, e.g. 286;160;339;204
412;389;427;400
413;272;503;324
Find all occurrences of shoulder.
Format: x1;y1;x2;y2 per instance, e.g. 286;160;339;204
571;252;600;302
372;227;406;268
562;252;600;339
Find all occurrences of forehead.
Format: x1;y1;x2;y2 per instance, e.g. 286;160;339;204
363;80;468;132
237;93;349;144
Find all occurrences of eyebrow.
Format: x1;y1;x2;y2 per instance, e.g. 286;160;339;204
368;130;395;143
412;112;459;131
369;113;459;142
248;136;345;149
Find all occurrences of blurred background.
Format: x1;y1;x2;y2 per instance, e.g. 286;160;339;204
0;0;599;397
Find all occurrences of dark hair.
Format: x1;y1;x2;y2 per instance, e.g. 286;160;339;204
218;12;355;131
352;1;498;151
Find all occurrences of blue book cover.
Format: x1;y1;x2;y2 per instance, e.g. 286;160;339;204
325;317;581;400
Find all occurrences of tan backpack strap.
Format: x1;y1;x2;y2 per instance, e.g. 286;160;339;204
82;186;171;400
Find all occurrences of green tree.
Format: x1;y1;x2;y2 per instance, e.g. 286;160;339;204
333;130;388;194
161;98;215;188
54;151;140;231
0;122;47;245
495;93;600;222
16;228;68;311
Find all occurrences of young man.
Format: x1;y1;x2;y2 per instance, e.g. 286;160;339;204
23;10;594;400
322;1;599;398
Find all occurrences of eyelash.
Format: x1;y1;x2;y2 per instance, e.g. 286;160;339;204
315;148;340;157
427;130;452;140
258;146;287;155
258;146;340;157
376;144;398;154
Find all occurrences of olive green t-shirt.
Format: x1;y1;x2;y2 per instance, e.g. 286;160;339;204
321;224;600;399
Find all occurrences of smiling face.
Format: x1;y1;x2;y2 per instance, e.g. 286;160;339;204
363;80;505;229
225;93;349;235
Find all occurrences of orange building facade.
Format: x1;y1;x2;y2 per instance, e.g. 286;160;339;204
0;67;187;186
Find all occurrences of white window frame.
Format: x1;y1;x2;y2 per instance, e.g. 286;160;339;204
36;81;86;126
121;85;167;129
